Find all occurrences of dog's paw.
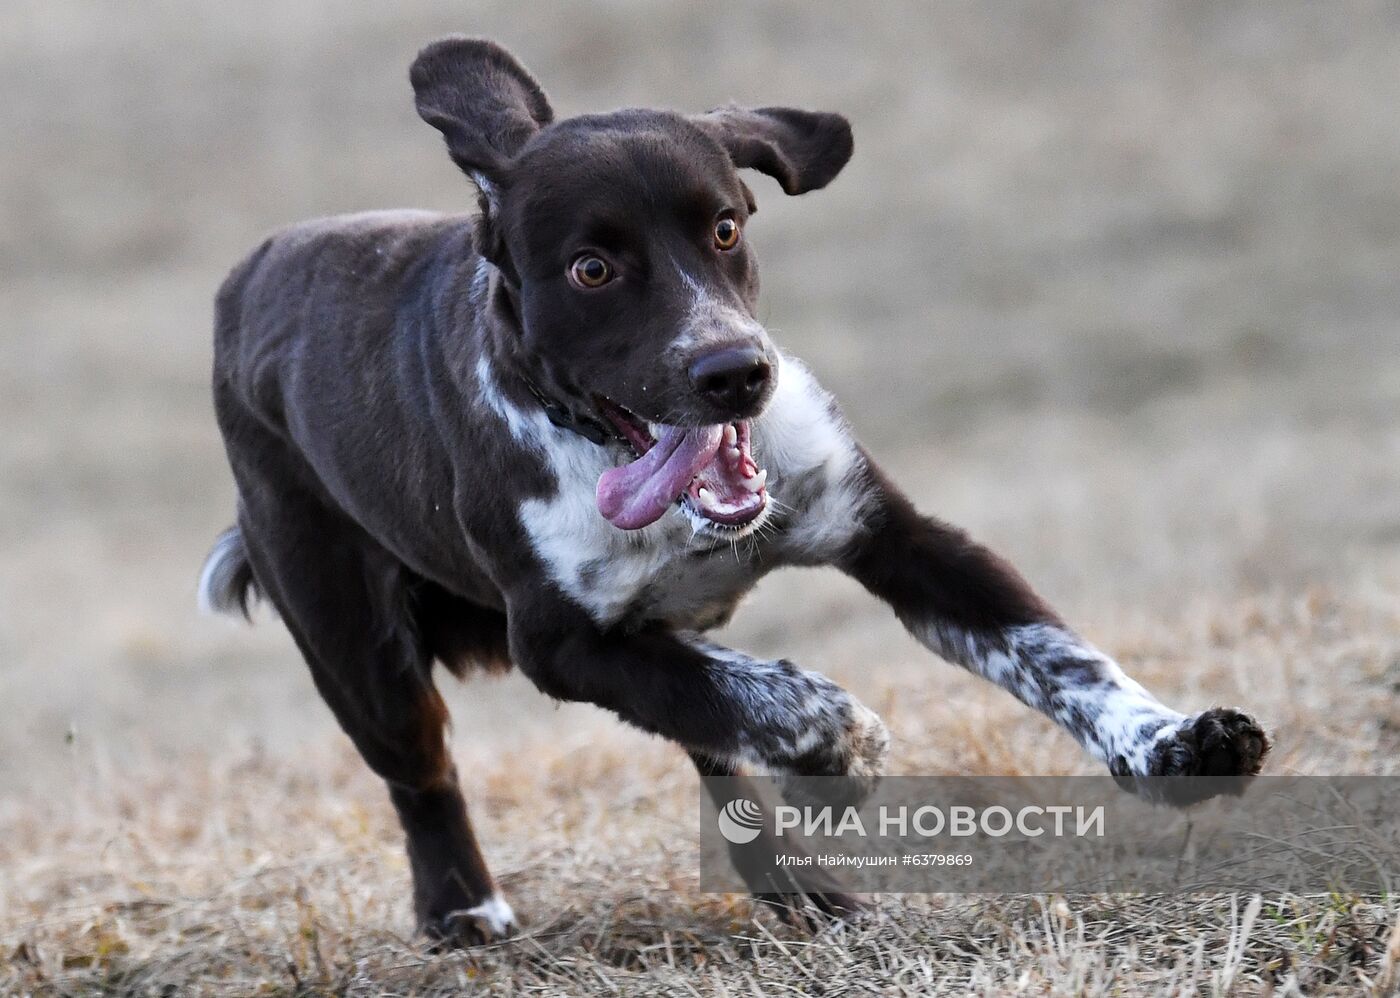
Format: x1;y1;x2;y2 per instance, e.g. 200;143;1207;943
780;697;889;808
1113;707;1271;806
841;698;891;791
422;893;517;949
728;828;870;930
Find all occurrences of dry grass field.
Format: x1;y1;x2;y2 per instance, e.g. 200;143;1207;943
4;2;1400;994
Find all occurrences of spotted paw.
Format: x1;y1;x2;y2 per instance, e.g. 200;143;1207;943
841;698;891;792
781;698;889;808
422;893;517;949
1113;707;1271;806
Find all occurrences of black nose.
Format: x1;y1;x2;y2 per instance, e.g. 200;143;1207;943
688;346;773;415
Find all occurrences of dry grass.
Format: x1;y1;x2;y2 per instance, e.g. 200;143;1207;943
5;581;1400;995
5;1;1400;994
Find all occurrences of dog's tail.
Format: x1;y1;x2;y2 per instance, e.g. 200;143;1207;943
198;525;260;619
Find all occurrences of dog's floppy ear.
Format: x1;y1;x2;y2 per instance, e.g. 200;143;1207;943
692;106;853;195
410;37;552;195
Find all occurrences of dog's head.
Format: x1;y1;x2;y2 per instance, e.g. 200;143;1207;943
411;37;852;533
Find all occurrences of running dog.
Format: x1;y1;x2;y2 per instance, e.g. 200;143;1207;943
200;37;1270;945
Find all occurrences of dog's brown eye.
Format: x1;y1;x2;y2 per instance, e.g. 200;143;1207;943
714;217;741;251
570;255;613;289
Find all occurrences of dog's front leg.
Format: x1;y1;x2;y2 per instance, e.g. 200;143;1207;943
837;456;1270;803
507;598;888;801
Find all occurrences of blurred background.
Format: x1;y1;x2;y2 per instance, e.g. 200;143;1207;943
4;1;1399;802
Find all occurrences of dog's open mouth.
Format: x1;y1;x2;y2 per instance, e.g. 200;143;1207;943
593;399;768;531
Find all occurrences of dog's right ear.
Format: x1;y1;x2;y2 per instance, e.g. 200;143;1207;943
410;37;552;203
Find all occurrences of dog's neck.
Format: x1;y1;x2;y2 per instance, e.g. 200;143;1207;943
472;254;613;446
520;377;611;445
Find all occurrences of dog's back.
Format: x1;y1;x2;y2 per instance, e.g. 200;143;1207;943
212;209;463;433
207;210;511;587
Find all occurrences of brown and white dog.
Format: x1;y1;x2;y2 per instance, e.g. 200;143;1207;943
199;37;1270;945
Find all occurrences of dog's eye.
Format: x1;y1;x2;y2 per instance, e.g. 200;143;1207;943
713;217;741;251
569;255;613;289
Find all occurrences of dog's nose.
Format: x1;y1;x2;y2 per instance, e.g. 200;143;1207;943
688;346;772;415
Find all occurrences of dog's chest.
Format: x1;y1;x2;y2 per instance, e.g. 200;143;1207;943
504;356;872;630
517;466;762;630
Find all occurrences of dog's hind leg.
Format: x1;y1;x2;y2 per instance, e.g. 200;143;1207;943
691;752;864;926
225;445;513;946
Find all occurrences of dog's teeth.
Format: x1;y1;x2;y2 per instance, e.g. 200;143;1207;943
723;425;737;447
697;487;714;505
742;469;767;493
727;446;742;462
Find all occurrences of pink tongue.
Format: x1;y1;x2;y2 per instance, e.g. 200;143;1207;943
596;425;724;529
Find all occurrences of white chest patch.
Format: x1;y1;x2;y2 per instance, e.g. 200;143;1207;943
480;353;871;628
750;356;873;563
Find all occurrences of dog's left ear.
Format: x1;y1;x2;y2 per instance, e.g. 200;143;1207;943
692;106;853;195
410;37;553;198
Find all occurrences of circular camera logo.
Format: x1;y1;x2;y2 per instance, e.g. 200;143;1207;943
717;798;764;844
